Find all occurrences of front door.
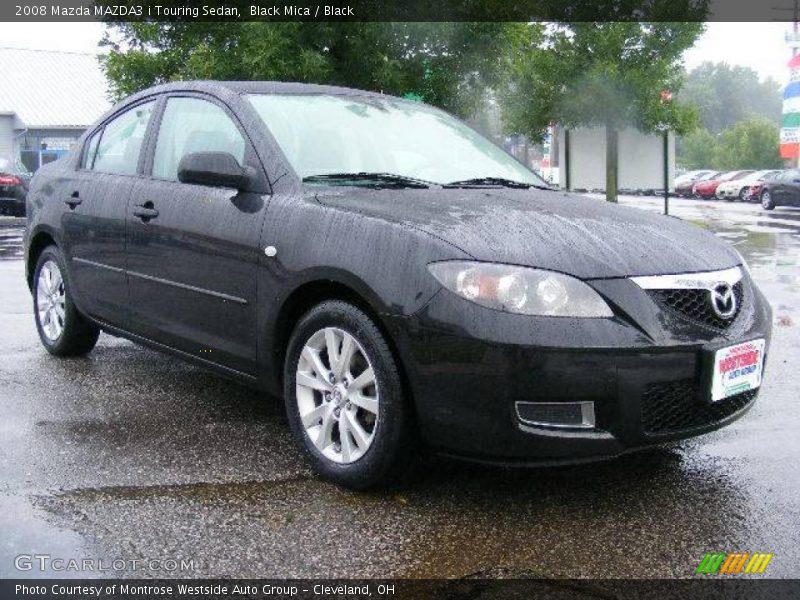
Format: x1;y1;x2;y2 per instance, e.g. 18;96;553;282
125;95;268;375
62;101;155;325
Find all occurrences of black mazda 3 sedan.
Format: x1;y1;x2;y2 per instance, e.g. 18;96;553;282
24;82;772;488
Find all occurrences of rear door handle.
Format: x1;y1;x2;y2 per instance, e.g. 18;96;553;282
64;191;82;208
132;201;159;221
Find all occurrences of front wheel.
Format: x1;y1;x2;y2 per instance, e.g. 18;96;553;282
284;300;413;489
761;190;776;210
33;246;99;356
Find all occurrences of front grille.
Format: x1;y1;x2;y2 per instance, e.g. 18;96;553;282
641;379;757;435
649;281;743;331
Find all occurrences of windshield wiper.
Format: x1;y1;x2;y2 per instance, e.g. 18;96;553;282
303;172;433;189
444;177;553;190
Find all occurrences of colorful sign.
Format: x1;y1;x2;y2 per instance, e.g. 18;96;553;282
781;54;800;159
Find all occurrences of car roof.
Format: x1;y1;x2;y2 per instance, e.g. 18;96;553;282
102;80;402;129
131;80;386;99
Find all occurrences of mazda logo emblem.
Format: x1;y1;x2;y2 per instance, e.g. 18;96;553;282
710;283;736;319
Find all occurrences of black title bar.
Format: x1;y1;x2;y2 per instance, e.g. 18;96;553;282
4;0;800;22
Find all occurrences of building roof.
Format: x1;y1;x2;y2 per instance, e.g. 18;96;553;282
0;47;110;129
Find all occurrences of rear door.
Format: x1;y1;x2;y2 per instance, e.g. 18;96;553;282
61;100;156;325
125;94;269;375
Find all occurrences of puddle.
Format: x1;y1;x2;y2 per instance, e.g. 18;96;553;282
0;494;100;579
0;223;23;261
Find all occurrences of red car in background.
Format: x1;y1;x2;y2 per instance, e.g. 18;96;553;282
693;170;753;199
745;170;783;203
675;171;719;197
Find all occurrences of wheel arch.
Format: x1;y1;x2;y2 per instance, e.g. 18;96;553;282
26;228;59;291
270;278;417;425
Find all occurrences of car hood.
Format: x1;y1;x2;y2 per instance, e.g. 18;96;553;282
717;180;743;190
313;187;741;279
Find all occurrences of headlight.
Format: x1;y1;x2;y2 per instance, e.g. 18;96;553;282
427;261;613;318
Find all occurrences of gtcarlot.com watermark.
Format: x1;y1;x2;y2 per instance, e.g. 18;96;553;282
14;554;197;573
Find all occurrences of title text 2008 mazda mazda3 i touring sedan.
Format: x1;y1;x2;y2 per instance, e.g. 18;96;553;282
24;82;771;488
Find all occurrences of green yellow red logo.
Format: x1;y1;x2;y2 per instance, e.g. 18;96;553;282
696;552;773;575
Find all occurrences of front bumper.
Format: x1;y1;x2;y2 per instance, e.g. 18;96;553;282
386;272;772;464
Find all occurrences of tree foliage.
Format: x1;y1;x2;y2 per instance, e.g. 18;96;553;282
501;22;704;140
101;23;514;118
500;22;704;200
680;118;782;170
679;62;782;134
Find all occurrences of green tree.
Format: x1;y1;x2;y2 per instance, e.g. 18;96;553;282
680;62;782;134
501;22;704;202
678;118;782;170
713;117;783;170
679;127;718;170
100;23;514;119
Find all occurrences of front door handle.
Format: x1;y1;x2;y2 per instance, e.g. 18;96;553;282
132;201;159;221
64;191;82;209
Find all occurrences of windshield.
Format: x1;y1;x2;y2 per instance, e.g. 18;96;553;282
247;94;548;187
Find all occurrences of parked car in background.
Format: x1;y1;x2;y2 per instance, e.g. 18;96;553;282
694;171;754;200
0;154;30;216
672;169;716;194
675;171;719;197
759;168;800;210
744;170;783;203
716;170;782;202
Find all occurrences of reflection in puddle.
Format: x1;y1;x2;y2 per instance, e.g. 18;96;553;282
0;221;24;261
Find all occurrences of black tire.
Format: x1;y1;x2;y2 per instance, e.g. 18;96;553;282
284;300;413;489
738;189;747;202
761;190;776;211
33;245;99;356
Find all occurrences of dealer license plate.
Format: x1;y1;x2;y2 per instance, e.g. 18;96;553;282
711;339;766;402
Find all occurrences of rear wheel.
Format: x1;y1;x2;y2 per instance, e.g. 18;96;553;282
284;300;413;489
738;189;747;202
761;190;776;211
33;246;99;356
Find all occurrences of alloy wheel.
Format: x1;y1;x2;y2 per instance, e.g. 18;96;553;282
36;260;66;342
295;327;379;464
761;191;772;209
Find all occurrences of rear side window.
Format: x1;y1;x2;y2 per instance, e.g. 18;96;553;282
152;97;246;181
92;101;155;175
82;130;101;169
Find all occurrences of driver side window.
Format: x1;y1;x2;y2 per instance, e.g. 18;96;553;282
152;97;246;182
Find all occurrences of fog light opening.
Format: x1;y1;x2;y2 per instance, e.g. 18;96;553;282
515;401;596;429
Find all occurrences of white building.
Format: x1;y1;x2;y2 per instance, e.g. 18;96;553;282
555;126;675;193
0;47;110;172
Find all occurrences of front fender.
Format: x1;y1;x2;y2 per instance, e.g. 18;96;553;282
255;192;470;392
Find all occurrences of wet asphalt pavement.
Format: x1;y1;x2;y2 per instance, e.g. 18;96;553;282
0;197;798;580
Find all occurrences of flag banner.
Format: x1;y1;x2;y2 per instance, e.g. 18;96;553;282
780;127;800;143
782;113;800;128
783;96;800;113
780;143;800;159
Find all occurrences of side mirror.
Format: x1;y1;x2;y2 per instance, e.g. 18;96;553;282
177;152;253;190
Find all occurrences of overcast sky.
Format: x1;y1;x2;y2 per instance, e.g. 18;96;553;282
0;21;795;84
